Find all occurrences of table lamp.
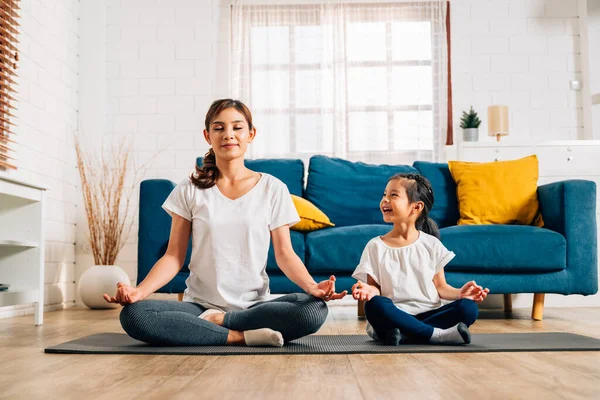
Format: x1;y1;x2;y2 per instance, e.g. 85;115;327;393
488;105;509;142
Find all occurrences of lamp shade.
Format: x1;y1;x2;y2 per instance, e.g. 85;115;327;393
488;105;509;141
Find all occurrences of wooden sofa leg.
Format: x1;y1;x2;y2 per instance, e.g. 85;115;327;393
178;293;184;302
358;299;366;318
532;293;545;321
503;294;512;313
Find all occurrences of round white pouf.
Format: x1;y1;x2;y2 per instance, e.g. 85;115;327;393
78;265;131;309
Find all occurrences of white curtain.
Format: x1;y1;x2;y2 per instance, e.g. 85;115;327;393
230;0;449;163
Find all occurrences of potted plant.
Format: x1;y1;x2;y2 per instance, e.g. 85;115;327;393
74;136;138;309
460;106;481;142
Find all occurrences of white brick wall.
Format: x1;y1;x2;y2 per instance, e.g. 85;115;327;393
77;0;219;288
589;0;600;138
452;0;583;142
0;0;79;318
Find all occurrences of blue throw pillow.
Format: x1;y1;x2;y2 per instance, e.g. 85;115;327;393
305;155;418;227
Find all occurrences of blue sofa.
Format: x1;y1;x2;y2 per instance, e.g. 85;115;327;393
137;155;598;320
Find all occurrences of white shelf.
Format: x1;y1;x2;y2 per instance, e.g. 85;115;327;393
462;140;600;148
0;240;39;248
0;173;49;191
0;175;47;325
0;182;43;203
0;288;39;308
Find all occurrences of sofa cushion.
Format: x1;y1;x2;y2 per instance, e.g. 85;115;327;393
269;274;357;294
413;161;459;228
441;225;566;273
305;155;418;227
196;157;304;196
305;225;391;273
266;230;306;273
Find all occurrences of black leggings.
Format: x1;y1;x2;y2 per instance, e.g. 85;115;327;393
119;293;328;346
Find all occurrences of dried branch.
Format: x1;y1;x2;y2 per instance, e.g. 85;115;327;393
75;135;150;266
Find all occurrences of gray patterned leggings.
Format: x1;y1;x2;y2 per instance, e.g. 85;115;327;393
119;293;328;346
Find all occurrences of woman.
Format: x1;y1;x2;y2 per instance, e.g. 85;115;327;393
104;99;346;347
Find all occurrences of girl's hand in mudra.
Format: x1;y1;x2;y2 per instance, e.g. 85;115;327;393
459;280;490;303
103;282;144;306
351;281;378;301
309;275;347;302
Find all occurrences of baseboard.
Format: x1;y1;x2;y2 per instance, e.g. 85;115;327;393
510;292;600;308
329;293;600;309
18;292;600;318
0;301;76;320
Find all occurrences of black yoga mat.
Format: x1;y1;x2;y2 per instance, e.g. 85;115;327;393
45;332;600;355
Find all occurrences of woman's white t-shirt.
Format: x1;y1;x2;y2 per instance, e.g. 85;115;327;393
161;173;300;311
352;231;455;338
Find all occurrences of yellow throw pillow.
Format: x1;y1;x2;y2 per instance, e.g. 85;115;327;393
448;155;544;226
291;195;335;232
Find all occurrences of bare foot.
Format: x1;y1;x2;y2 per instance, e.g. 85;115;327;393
226;330;245;345
204;312;225;326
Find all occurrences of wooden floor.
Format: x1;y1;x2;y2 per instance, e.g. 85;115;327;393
2;306;600;400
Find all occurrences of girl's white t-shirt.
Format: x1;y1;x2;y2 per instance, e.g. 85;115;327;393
161;173;300;311
352;231;455;338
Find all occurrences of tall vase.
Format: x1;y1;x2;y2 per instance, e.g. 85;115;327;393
78;265;131;309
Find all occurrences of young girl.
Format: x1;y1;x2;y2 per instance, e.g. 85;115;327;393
351;173;489;345
104;99;346;347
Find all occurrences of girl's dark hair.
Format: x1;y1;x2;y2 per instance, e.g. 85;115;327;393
389;173;440;239
190;99;254;189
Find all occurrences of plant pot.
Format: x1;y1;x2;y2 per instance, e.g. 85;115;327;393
78;265;131;309
462;128;479;142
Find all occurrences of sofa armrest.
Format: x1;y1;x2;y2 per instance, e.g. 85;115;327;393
538;180;598;295
138;179;190;293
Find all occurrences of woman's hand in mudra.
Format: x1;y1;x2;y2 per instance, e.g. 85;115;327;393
309;275;347;302
103;282;144;306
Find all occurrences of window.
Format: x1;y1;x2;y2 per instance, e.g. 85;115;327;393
232;3;450;162
0;0;19;171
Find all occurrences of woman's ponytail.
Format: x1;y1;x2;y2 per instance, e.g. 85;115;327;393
190;148;219;189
